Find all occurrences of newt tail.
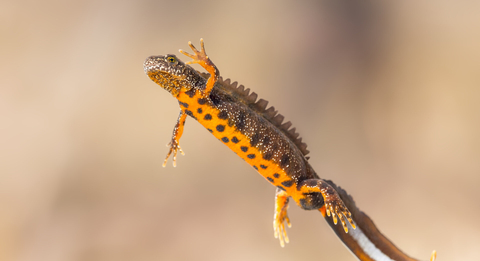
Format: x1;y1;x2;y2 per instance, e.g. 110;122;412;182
144;39;434;261
322;181;436;261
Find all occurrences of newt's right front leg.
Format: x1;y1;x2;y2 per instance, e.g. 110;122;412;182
163;110;187;167
179;39;219;97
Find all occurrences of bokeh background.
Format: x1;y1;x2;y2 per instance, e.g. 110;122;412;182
2;0;479;260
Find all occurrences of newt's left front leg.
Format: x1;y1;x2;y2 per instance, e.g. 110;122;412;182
179;39;219;96
163;110;187;167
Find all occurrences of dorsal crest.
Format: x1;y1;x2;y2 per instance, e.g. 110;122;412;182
199;72;310;156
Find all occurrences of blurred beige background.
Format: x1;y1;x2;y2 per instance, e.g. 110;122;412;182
1;0;479;260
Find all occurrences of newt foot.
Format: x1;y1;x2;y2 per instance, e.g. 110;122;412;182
179;38;214;67
163;140;184;167
273;204;291;247
323;191;355;233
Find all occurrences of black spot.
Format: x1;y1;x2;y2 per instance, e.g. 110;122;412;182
260;165;268;169
185;89;196;98
247;154;256;159
197;98;207;105
281;180;294;188
250;133;260;147
197;108;203;114
280;155;290;168
178;101;189;108
263;136;270;145
184;110;196;120
235;112;246;130
231;137;239;143
267;177;274;183
216;125;225;132
218;111;228;120
240;146;248;152
207;128;213;133
253;166;258;170
277;186;286;191
273;173;280;178
262;152;273;160
204;114;212;120
221;137;229;143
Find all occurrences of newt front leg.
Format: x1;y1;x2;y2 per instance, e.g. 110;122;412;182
163;110;187;167
179;38;219;96
162;39;219;167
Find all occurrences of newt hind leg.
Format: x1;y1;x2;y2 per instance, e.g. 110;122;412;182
273;188;291;247
297;179;356;233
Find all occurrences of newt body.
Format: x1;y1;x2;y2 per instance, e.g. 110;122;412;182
144;40;434;261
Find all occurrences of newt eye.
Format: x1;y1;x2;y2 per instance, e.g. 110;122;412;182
166;56;177;63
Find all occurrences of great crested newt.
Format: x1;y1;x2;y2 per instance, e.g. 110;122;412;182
144;39;435;261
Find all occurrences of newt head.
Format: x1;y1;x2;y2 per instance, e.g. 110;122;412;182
144;54;205;97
